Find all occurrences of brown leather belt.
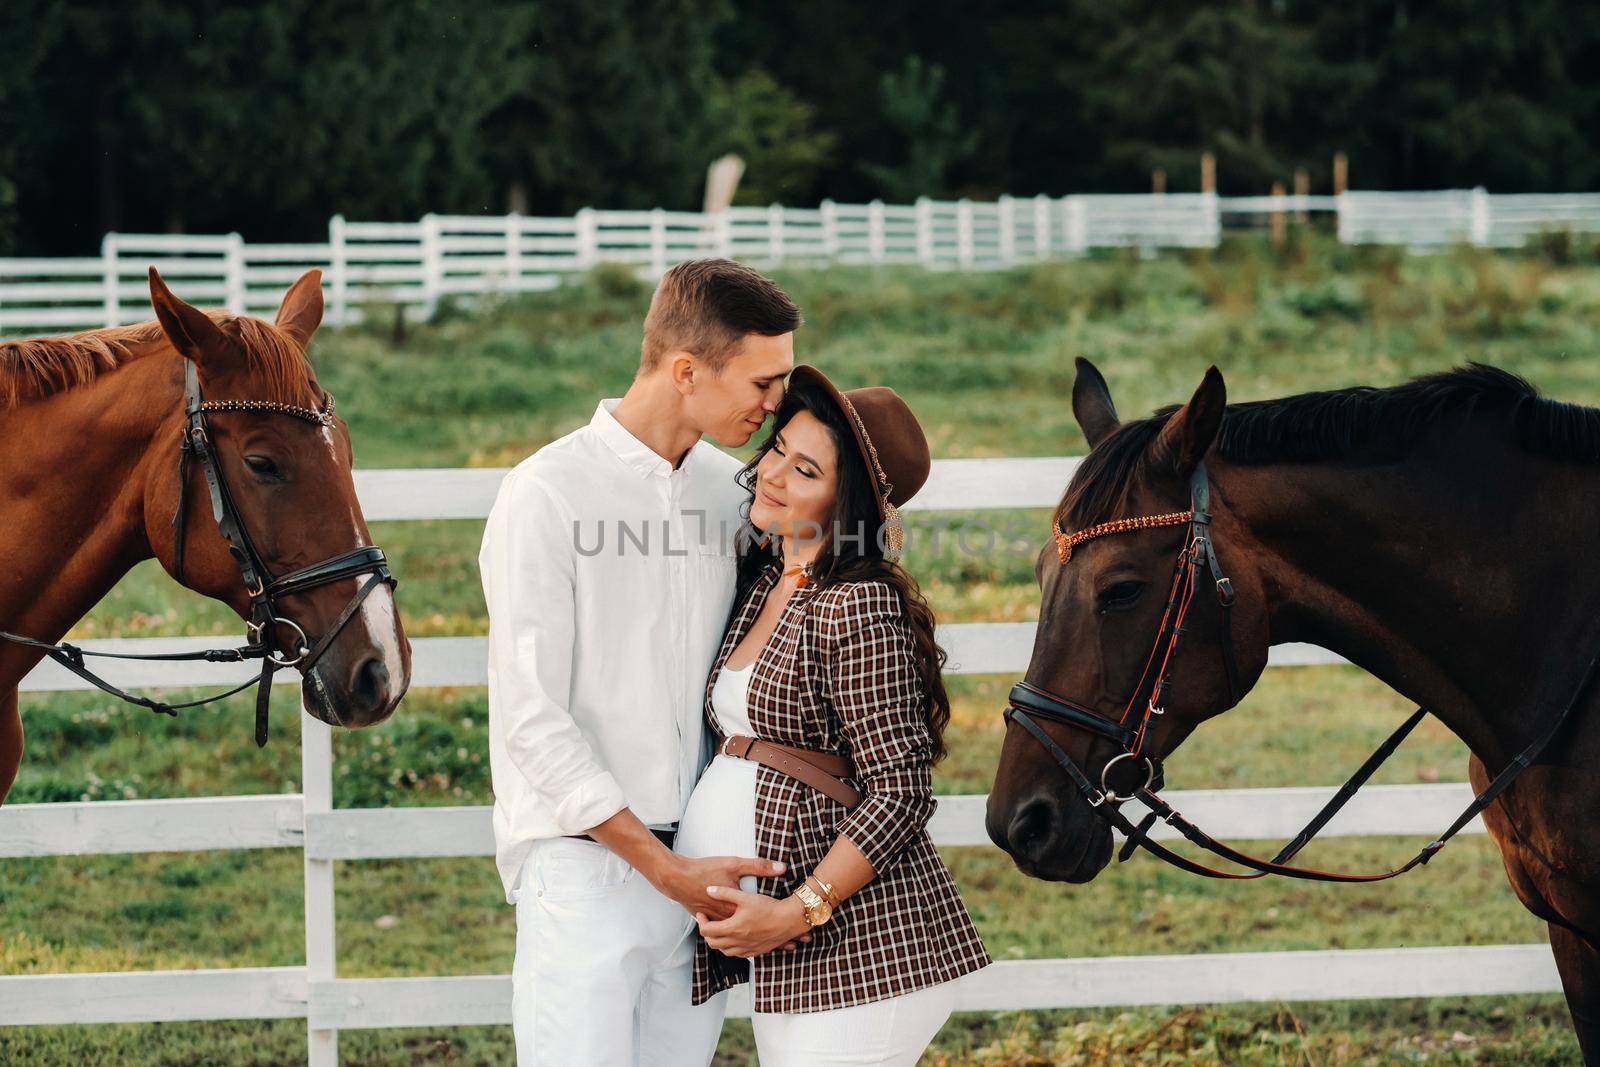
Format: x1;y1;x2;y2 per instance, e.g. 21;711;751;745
565;827;676;847
718;733;860;808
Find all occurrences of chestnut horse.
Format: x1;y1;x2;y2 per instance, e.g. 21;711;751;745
987;358;1600;1058
0;269;411;803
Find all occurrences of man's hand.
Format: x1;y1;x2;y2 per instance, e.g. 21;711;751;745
649;853;787;920
582;811;795;933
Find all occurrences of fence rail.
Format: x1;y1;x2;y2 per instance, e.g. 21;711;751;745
0;457;1558;1062
5;188;1599;335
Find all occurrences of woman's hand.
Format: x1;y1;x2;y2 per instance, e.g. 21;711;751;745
695;885;814;957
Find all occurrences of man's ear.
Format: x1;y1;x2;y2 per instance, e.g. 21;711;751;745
668;351;699;394
149;267;232;366
1071;357;1120;448
1151;366;1227;477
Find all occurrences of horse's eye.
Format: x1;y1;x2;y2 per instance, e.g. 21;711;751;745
1097;580;1146;613
244;455;283;480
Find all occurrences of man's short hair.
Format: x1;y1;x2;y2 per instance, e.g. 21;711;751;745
640;258;802;373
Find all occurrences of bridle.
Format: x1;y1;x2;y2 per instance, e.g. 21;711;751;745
1;359;397;747
1004;460;1599;882
1007;463;1240;808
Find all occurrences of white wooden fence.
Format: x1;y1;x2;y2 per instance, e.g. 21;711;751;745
0;456;1561;1063
0;196;1219;334
1337;189;1600;248
0;187;1590;337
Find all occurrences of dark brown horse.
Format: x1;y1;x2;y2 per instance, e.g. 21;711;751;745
987;357;1600;1057
0;269;411;803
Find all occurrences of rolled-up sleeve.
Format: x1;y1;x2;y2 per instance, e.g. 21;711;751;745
478;466;626;835
826;581;937;874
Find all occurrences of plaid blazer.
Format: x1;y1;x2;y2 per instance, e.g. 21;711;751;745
690;561;991;1013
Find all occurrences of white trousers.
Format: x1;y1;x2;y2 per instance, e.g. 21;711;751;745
751;978;960;1067
510;836;729;1066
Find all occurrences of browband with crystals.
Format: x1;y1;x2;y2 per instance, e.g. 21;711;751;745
1052;510;1193;564
199;393;335;426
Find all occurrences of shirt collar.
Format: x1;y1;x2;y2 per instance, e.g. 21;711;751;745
590;397;692;479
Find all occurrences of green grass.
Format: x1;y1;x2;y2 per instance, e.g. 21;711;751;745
7;234;1598;1062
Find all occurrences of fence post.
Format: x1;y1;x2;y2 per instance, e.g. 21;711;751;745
505;213;521;292
997;195;1016;265
767;203;784;265
329;216;348;326
575;207;597;271
1203;187;1221;248
302;708;338;1067
420;213;442;318
649;207;668;275
956;198;974;268
820;198;839;260
1034;194;1052;258
1063;197;1088;255
1470;186;1491;247
867;200;886;263
914;197;933;265
101;232;120;328
226;232;246;315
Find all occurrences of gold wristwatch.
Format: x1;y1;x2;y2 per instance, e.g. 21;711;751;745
794;877;835;926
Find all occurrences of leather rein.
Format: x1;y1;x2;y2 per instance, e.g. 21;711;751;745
0;359;396;747
1004;461;1599;882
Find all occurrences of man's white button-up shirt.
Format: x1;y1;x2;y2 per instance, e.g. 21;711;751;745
479;397;748;902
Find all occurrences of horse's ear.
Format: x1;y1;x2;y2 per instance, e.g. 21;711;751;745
1071;357;1120;448
274;269;324;347
148;267;232;365
1152;366;1227;477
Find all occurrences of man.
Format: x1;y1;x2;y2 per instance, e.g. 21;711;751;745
478;259;802;1065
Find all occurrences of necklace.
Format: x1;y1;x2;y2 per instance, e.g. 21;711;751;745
782;562;813;589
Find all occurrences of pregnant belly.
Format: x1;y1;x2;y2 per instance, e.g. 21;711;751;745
674;754;760;893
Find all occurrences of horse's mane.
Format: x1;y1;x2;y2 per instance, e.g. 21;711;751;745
1;313;315;409
1060;363;1600;529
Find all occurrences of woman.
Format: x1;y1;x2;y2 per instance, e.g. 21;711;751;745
672;364;990;1066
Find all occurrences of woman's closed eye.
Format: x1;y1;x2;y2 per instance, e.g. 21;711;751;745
1096;580;1147;613
772;443;817;479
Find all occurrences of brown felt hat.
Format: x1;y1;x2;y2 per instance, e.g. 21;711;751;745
787;364;931;557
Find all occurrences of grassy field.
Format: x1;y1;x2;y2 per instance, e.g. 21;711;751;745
6;232;1600;1063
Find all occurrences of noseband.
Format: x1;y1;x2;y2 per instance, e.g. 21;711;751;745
1003;460;1599;883
1;359;397;747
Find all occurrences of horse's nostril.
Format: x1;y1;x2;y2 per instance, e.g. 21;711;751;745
349;655;391;716
1008;798;1056;864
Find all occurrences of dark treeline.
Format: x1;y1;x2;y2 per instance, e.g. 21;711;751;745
2;0;1597;255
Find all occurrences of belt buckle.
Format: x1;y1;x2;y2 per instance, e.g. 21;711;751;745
720;734;736;758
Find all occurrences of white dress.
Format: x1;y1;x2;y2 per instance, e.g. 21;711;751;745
675;662;761;889
674;660;761;938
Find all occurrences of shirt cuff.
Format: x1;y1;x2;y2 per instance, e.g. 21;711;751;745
552;771;628;836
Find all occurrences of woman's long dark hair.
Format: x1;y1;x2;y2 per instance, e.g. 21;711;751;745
732;377;953;763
